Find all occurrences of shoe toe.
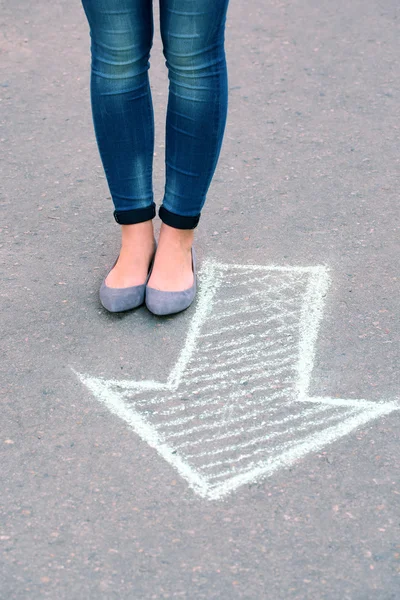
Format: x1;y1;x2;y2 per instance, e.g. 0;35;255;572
99;281;145;313
145;286;196;316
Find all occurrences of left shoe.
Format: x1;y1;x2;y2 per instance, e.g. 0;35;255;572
99;240;157;313
145;246;197;316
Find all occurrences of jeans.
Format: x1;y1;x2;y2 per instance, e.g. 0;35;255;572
81;0;230;229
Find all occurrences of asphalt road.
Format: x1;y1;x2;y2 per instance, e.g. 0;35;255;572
1;0;399;598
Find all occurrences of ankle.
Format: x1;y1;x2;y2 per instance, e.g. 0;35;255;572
159;223;195;249
120;220;155;250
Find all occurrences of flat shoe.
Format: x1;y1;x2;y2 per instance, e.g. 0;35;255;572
99;240;157;313
145;246;197;316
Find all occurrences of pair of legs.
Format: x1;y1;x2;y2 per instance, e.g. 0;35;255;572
81;0;229;290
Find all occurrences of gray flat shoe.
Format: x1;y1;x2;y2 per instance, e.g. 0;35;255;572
145;246;197;316
99;241;157;313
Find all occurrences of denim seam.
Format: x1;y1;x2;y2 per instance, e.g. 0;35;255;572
198;47;225;204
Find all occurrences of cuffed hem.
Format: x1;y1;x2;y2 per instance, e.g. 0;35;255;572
159;205;201;230
114;202;156;225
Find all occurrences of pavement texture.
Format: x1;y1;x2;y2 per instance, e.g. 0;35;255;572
1;0;400;598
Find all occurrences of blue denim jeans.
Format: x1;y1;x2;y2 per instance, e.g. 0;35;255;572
81;0;230;229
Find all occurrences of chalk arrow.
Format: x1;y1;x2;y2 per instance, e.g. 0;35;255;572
74;260;399;500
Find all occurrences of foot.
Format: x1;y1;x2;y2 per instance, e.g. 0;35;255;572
147;223;195;291
105;220;156;288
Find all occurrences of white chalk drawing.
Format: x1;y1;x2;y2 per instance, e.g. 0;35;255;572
73;260;399;500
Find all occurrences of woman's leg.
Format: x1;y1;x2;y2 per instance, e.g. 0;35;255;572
81;0;156;287
148;0;230;291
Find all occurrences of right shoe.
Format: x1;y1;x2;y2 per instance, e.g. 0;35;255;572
145;246;197;316
99;240;157;313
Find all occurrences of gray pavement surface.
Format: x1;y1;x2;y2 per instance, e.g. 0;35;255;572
1;0;400;598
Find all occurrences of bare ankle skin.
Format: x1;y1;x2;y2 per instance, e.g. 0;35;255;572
105;220;156;288
147;222;195;292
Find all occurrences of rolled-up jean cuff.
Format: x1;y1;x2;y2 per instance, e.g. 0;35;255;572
159;205;201;229
114;202;156;225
